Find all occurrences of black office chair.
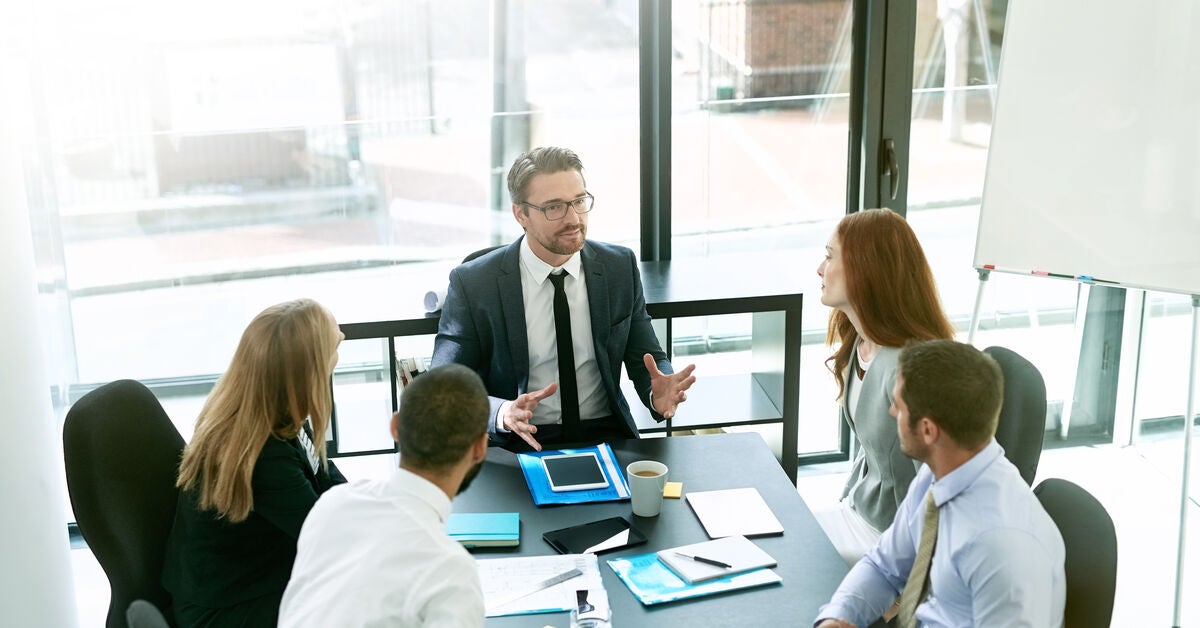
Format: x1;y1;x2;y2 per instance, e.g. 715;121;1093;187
64;379;185;628
462;244;504;264
1033;478;1118;628
126;600;170;628
984;346;1047;485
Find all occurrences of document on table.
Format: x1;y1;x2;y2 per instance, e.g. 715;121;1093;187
685;487;784;538
476;553;606;617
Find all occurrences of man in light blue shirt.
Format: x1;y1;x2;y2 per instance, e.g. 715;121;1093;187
815;340;1065;628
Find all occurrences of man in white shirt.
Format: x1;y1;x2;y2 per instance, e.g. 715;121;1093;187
432;146;696;451
815;340;1065;628
278;364;490;627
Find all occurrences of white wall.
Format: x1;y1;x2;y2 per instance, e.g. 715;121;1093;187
0;3;80;623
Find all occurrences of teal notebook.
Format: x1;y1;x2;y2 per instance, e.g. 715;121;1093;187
606;551;781;606
447;512;520;548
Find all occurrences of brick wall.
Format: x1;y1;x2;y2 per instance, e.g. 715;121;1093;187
701;0;846;103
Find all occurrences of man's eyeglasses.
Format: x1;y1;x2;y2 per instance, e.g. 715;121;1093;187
519;193;595;221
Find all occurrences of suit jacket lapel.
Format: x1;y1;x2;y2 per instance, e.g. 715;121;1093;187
581;243;611;376
500;238;530;392
843;341;860;429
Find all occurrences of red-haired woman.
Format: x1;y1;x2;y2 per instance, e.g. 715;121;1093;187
815;208;956;565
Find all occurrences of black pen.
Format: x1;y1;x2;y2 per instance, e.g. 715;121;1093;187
675;552;732;568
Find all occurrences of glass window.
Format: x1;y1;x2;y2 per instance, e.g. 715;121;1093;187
905;0;1084;419
23;0;641;401
20;1;645;527
671;0;853;456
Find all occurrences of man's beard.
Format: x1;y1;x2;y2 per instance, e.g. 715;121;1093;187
540;223;587;256
457;459;485;495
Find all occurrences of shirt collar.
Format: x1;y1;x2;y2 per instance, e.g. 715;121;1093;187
520;236;582;285
387;467;453;524
930;438;1003;507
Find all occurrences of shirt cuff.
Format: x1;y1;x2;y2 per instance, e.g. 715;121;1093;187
814;604;858;628
496;400;511;433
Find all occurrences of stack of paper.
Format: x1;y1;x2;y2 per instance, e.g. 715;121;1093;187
477;554;606;617
656;535;777;584
446;512;519;548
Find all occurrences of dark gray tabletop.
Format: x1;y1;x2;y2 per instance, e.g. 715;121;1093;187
453;432;847;627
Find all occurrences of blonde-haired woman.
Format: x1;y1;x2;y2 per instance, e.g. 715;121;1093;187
162;299;347;627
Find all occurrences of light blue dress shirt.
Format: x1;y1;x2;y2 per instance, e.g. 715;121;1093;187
816;440;1066;628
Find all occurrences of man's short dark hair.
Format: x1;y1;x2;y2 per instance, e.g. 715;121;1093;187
396;364;489;470
507;146;586;204
898;339;1004;449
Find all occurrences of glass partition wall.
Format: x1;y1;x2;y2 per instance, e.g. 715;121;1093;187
669;0;852;457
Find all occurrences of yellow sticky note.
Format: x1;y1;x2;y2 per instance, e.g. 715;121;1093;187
663;481;683;499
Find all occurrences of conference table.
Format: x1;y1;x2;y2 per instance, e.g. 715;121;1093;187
453;432;849;627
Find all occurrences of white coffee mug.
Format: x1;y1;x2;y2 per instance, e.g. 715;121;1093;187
626;460;669;517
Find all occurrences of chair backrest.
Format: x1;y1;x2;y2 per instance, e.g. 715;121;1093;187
983;346;1047;485
462;244;504;264
125;600;170;628
1034;478;1118;628
64;379;185;628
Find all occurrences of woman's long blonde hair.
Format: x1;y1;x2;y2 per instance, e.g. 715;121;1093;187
177;298;338;522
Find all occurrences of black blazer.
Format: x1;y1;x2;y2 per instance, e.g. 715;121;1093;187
162;434;345;617
432;238;672;443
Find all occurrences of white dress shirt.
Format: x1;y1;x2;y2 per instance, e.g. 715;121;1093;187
513;237;609;425
816;440;1066;628
278;468;484;628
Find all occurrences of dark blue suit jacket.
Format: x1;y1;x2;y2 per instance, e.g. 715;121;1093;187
432;237;670;442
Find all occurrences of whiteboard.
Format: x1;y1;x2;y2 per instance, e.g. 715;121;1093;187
974;0;1200;296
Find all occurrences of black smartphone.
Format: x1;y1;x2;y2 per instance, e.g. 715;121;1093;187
542;516;648;555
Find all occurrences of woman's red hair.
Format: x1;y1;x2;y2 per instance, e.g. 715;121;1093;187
826;209;955;398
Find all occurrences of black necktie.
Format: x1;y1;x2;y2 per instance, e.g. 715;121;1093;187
547;271;581;441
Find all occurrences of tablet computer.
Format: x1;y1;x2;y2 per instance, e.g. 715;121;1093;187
543;516;648;554
542;452;610;492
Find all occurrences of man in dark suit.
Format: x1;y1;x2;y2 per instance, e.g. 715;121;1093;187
432;146;696;451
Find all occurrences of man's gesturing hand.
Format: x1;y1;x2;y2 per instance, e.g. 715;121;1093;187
501;382;558;451
645;354;697;420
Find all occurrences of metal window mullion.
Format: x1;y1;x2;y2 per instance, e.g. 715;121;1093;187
639;0;671;262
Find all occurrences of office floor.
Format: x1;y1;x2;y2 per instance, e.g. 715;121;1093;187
68;436;1200;627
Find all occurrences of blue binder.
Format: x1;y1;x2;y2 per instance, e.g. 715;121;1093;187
607;551;782;606
517;443;631;506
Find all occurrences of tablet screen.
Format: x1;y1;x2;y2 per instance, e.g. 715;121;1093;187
542;453;610;492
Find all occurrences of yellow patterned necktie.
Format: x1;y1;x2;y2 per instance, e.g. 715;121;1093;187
896;489;939;628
